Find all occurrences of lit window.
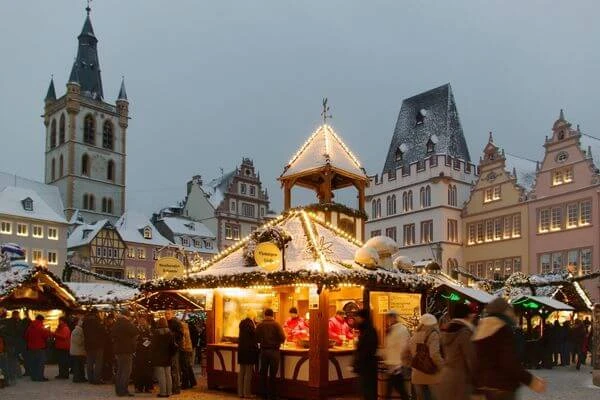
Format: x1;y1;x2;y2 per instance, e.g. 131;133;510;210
539;209;550;233
503;216;512;239
32;249;43;264
564;168;573;183
493;186;501;200
143;227;152;239
127;247;135;259
32;225;43;238
181;237;190;246
476;263;484;277
22;197;33;211
485;220;493;242
376;199;382;217
476;223;484;243
512;214;521;237
17;223;28;237
580;248;592;273
494;218;502;240
126;268;136;279
483;188;493;203
136;248;146;259
420;220;433;243
136;268;146;280
194;239;202;248
240;183;247;194
233;226;240;240
552;167;573;186
1;221;12;234
580;200;591;225
552;170;563;186
403;224;415;246
225;225;232;239
567;203;578;228
467;224;476;245
447;219;458;243
551;207;562;231
47;251;58;265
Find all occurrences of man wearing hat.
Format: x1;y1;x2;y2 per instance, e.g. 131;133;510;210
473;297;546;399
282;307;308;343
383;310;410;400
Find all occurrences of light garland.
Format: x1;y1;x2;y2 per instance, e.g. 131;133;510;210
300;210;327;272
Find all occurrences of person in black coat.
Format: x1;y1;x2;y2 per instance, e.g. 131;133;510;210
152;318;178;398
111;310;138;397
82;309;105;384
353;309;378;400
132;315;154;393
237;310;258;398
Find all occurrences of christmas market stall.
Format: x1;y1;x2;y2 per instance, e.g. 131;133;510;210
65;282;139;309
141;209;433;400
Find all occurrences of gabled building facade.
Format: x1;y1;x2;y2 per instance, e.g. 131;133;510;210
528;111;600;301
115;211;174;281
462;134;536;280
0;172;69;275
366;84;477;271
182;159;271;250
67;219;126;279
43;7;129;224
153;213;217;260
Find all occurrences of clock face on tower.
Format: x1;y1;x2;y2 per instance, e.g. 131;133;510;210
486;172;497;182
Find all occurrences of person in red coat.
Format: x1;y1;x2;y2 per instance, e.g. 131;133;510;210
283;307;309;342
24;315;51;381
54;317;71;379
328;310;354;346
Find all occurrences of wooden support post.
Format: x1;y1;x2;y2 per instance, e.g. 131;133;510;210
308;289;330;399
284;181;292;211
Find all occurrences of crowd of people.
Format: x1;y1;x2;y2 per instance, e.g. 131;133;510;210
0;308;205;397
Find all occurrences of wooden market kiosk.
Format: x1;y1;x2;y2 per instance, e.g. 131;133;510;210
142;120;433;399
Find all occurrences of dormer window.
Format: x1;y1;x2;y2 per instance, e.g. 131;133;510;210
416;109;426;125
426;139;435;154
395;147;403;162
143;226;152;239
22;197;33;211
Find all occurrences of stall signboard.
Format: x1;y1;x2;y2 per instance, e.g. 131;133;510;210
309;286;319;309
254;242;281;272
378;295;389;314
155;257;185;279
272;294;280;313
205;291;214;311
389;293;421;319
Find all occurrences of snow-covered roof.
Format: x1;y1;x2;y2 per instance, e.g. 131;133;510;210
580;133;600;171
68;219;109;248
203;170;236;208
161;217;215;239
505;154;537;192
280;124;367;180
444;282;495;303
116;211;172;246
0;171;65;218
0;186;67;224
0;265;36;296
512;295;574;311
65;282;139;304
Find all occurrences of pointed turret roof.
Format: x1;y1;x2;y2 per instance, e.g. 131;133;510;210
117;77;128;101
69;9;103;99
280;124;367;181
382;83;471;174
45;77;56;101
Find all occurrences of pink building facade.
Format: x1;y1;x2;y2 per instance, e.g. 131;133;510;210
528;111;600;302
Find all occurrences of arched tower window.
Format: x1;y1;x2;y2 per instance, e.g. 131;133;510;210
408;190;413;211
371;200;377;219
391;194;396;215
89;194;95;210
107;160;115;181
448;185;457;207
59;155;64;177
50;119;57;149
420;187;425;208
51;158;56;181
102;198;113;214
386;196;391;216
425;185;431;207
83;194;89;210
81;154;90;176
103;121;114;150
376;199;382;218
83;114;95;145
59;114;66;144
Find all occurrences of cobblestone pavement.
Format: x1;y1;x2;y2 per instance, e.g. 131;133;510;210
1;364;598;399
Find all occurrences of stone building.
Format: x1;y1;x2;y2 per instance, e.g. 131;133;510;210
462;134;536;279
43;7;129;224
0;172;69;275
366;84;477;272
181;158;271;250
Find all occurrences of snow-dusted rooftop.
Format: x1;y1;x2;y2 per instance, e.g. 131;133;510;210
161;216;215;239
512;295;574;311
116;211;172;247
0;171;65;219
0;185;67;224
580;133;600;171
280;124;367;180
68;219;110;248
505;153;538;192
203;170;236;209
65;282;139;304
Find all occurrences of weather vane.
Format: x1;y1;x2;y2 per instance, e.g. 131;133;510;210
321;97;332;124
86;0;92;15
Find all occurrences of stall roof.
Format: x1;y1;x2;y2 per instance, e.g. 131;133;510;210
142;209;434;292
439;282;496;304
134;291;203;311
512;295;574;311
65;282;139;305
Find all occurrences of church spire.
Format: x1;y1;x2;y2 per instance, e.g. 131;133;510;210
117;77;128;101
69;5;104;100
45;76;56;102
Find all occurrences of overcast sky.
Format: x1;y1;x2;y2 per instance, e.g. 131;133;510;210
1;0;599;215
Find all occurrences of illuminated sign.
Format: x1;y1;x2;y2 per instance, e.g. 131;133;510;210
254;242;281;272
155;257;185;279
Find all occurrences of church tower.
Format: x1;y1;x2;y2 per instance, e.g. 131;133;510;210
43;6;129;224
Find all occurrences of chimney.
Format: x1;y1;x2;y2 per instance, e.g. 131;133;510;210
187;175;203;194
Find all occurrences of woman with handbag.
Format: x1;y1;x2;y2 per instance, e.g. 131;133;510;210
405;313;444;400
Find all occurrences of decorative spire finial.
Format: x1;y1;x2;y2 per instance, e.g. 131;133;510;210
321;97;332;124
86;0;92;16
559;108;565;121
488;131;493;143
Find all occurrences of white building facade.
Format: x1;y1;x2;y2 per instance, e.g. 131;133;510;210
366;84;477;272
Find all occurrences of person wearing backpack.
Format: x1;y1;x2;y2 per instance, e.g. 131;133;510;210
405;313;444;400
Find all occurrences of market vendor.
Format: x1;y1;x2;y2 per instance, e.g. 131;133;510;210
283;307;309;342
328;310;354;346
